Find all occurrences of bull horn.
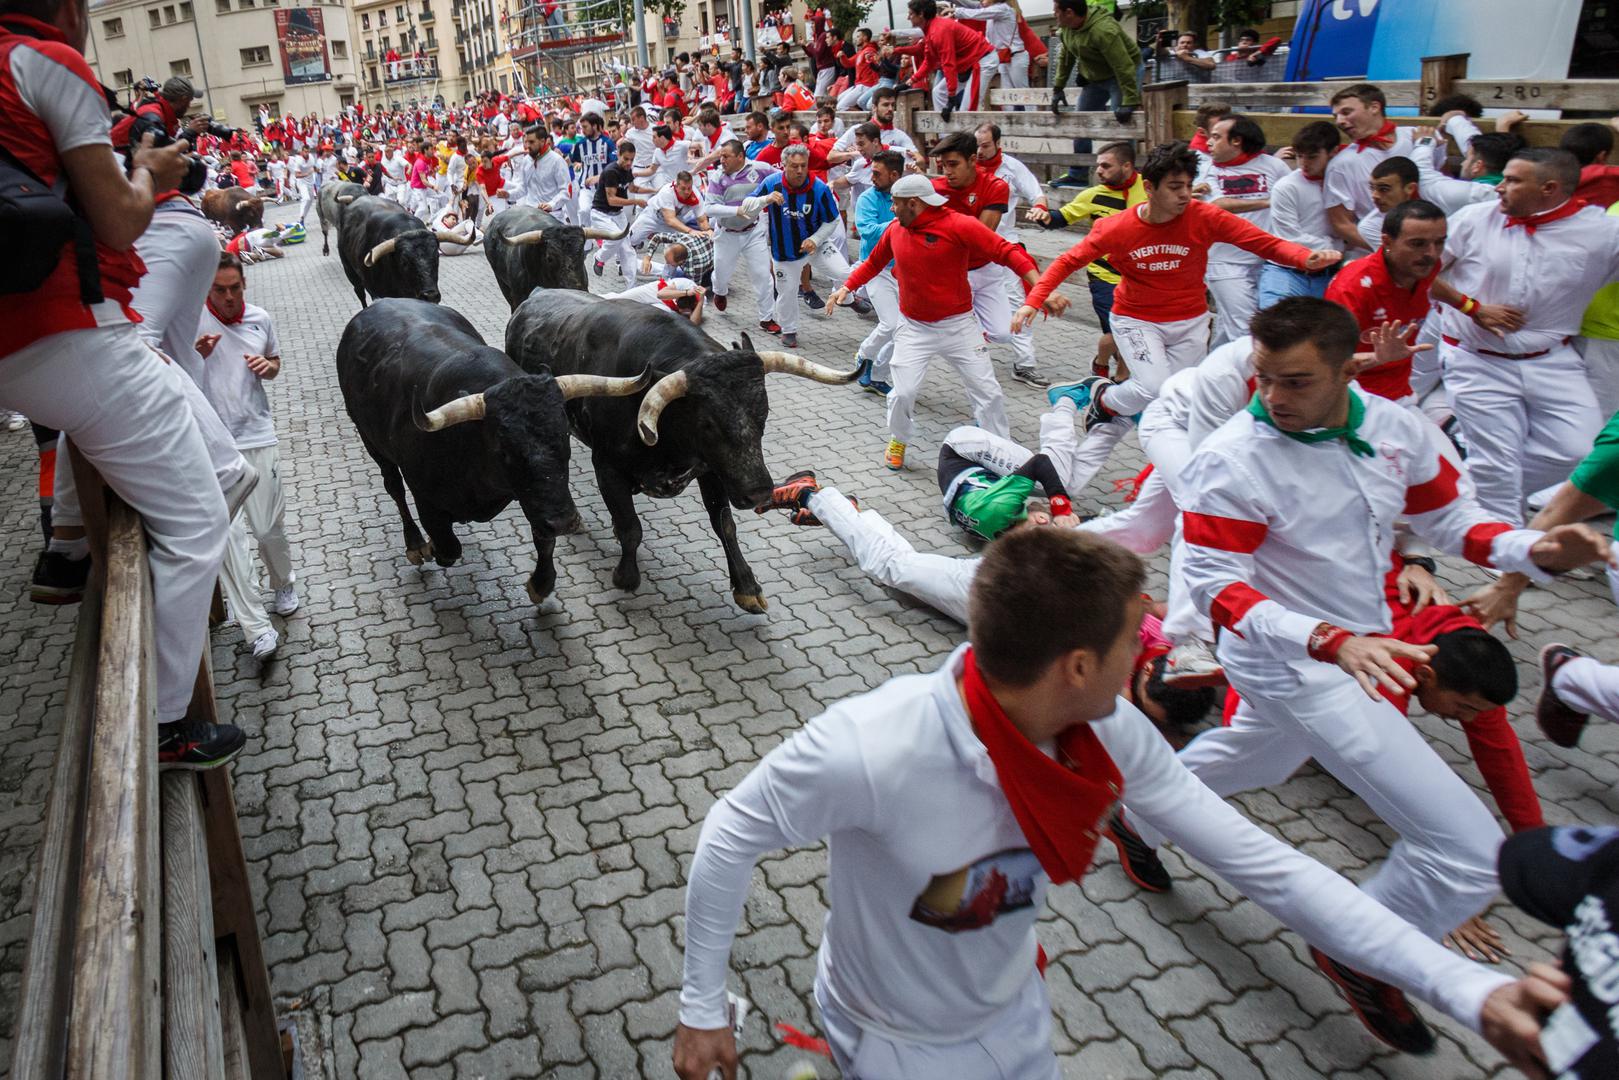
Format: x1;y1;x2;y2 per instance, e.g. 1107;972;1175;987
635;370;689;446
758;352;862;385
363;236;400;266
336;194;356;204
554;369;652;401
501;229;546;246
434;228;472;244
581;220;631;242
419;393;486;430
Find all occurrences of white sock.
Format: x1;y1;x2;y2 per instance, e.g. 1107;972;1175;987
47;536;89;560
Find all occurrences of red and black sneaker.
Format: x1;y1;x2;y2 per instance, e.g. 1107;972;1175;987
790;494;857;527
714;292;728;312
1537;643;1590;748
158;720;247;771
756;470;819;516
1105;809;1173;893
758;319;782;335
1310;946;1436;1055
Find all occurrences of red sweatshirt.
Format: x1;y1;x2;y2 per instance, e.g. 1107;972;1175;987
839;43;880;86
901;16;993;93
844;205;1035;322
1024;199;1313;323
1576;163;1619;210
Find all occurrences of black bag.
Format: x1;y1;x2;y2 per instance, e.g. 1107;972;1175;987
0;139;103;305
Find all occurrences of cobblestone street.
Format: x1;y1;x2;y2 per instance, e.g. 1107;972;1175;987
3;198;1618;1080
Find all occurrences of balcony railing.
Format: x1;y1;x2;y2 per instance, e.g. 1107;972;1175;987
383;59;439;81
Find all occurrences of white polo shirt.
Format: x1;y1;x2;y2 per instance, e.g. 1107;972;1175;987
198;301;280;450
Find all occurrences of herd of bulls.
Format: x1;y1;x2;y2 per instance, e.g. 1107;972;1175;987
319;190;859;613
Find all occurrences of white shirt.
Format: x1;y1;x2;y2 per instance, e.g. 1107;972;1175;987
617;275;697;311
647;140;690;191
1195;153;1292;275
446;151;467;192
1322;127;1441;221
383;150;409;182
267;159;287;180
989;152;1043;241
1267;169;1337;252
198;302;280;450
1409;137;1498;215
680;644;1513;1038
832;123;917;156
288;153;313;179
639;182;703;232
318;153;340;181
513;148;571;209
950;1;1019;50
624;123;657;165
1440;200;1619;355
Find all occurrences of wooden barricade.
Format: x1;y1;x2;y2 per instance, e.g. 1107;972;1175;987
8;448;283;1080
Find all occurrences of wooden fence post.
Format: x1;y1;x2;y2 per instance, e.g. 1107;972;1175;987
1142;79;1189;150
1420;53;1470;113
893;86;927;148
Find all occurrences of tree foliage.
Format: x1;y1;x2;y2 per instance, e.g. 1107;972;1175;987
827;0;873;37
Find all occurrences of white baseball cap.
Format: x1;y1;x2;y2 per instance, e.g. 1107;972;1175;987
890;174;947;206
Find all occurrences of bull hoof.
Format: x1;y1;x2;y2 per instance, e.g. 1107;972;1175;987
612;565;641;593
733;591;769;614
433;549;460;568
406;540;434;565
526;578;554;606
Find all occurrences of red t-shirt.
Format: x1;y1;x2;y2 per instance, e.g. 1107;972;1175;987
932;168;1010;222
846;205;1035;322
230;159;258;188
1576;163;1619;210
1324;247;1439;401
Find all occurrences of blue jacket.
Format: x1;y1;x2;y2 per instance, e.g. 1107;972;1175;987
856;185;896;266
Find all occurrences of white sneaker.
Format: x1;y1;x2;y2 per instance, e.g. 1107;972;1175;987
2;411;28;432
1162;639;1225;688
272;584;299;615
251;629;279;659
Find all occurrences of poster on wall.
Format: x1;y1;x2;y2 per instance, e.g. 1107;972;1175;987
276;7;332;85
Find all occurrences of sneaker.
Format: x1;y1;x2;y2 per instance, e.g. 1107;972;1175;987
714;292;727;312
800;288;825;310
593;258;604;277
884;439;906;470
781;332;798;348
2;411;28;432
1076;375;1118;433
846;298;873;316
31;550;90;605
759;319;782;335
1537;643;1590;748
855;356;873;388
272;584;299;616
158;719;247;771
1310;947;1436;1055
1046;380;1094;410
1012;367;1052;389
1162;639;1225;689
251;629;280;659
1049;172;1087;188
224;462;261;520
1104;810;1172;893
755;469;819;514
867;379;892;397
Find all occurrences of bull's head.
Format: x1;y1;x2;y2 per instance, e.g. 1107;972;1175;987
635;347;859;510
238;195;265;232
502;220;627;293
363;229;449;303
418;369;650;535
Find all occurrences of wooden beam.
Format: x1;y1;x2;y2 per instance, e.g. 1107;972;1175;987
163;772;226;1080
1170;111;1588;150
1421;53;1470;113
986;80;1422;109
1143;80;1189;148
1454;78;1619;112
912;109;1144;140
7;579;102;1080
66;496;158;1080
216;950;251;1080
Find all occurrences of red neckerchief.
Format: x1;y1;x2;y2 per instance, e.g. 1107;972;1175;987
1104;172;1137;192
206;297;244;326
782;174;815;196
980;150;1003;174
876;120;894;131
961;648;1124;886
1353;119;1397;153
655;278;680;312
1504;198;1585;235
674;187;699;206
1218;149;1261;168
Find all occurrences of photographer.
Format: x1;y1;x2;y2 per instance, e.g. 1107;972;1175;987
0;0;245;768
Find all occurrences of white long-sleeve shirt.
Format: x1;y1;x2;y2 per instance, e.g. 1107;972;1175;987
512;148;571;209
1180;391;1552;688
951;1;1020;50
1408;136;1496;215
679;645;1513;1040
1195;153;1293;277
989;152;1044;242
1440;199;1619;355
1267;169;1338;252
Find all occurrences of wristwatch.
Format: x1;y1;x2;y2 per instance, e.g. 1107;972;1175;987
1402;555;1437;574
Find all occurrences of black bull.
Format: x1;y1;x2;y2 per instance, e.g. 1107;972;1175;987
482;206;627;311
336;299;648;604
336;195;465;307
504;290;858;613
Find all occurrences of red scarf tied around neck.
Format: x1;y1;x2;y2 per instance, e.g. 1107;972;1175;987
1505;198;1586;235
961;648;1124;886
1353;119;1397;153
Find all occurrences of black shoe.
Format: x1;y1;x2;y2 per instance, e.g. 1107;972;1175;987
157;719;247;771
714;292;727;312
846;297;873;315
1310;947;1436;1055
1077;375;1118;433
1105;810;1172;893
31;549;90;604
800;288;825;310
781;332;798;348
1537;643;1590;748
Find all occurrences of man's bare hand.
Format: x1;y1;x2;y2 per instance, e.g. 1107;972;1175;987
824;286;849;315
1303;248;1343;272
1335;635;1435;699
1473;303;1526;337
1498;109;1530;133
195;332;222;358
245;353;280;378
1026;205;1052;224
800;236;818;254
1444;914;1508;963
1462;573;1529;639
1478;962;1572;1080
673;1024;738;1080
1531;522;1614;575
1363;319;1433;369
1396;561;1449;615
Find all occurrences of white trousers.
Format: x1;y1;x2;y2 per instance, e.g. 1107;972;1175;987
295;177;316;223
771;247;853;334
858;267;901;380
1134;661;1503;940
998;51;1030;103
887;312;1009;445
931;52;999;111
1445;342;1603;524
1553;656;1619;722
813;486;976;624
590;209;636;280
836;82;876;111
219;443;294;643
712;226;774;320
1207;266;1261;348
969;262;1036;370
0;324;228;722
1575;335;1619;420
816;967;1059;1080
814;66;837;98
1106;312;1211;417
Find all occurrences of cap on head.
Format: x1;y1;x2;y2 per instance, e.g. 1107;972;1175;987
889;173;946;205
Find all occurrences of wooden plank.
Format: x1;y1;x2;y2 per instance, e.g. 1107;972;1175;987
1171;110;1588;150
216;949;251;1080
66;496;158;1080
913;109;1144;140
1454;78;1619;112
1144;80;1189;148
988;81;1421;109
7;579;102;1080
1420;53;1470;113
162;772;226;1080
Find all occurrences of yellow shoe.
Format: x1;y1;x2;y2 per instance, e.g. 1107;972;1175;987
884;439;906;470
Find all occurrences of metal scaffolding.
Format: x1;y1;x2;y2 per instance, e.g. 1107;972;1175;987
505;0;627;92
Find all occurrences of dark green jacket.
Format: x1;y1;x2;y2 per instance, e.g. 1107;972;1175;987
1052;4;1141;106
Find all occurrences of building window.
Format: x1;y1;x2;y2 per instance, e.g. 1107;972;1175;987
499;73;507;93
169;58;192;76
163;4;176;22
331;40;347;58
377;11;386;25
381;34;390;49
147;8;162;28
103;16;124;35
179;1;192;18
241;45;271;65
395;4;405;20
424;28;435;47
113;68;134;87
360;12;369;27
216;0;230;11
238;0;254;8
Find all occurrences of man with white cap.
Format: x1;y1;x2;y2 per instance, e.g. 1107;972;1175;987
825;173;1042;471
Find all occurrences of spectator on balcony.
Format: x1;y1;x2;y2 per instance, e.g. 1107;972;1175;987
386;46;401;80
1169;31;1216;72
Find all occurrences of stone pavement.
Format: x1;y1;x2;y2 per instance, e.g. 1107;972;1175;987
2;196;1617;1080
